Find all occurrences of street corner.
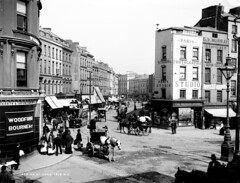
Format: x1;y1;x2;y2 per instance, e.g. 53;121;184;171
85;171;175;183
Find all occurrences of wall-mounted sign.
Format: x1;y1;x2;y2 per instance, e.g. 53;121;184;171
0;100;37;106
5;110;34;136
203;37;228;45
175;81;201;88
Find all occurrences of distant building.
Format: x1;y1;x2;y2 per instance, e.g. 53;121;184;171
129;74;149;100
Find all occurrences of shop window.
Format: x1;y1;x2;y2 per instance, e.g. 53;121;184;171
16;51;27;87
17;0;27;32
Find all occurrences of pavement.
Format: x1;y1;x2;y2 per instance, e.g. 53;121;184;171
11;102;237;182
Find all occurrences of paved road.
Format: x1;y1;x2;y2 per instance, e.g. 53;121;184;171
21;102;235;183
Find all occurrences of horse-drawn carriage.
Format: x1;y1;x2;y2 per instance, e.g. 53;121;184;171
119;114;152;136
86;131;121;161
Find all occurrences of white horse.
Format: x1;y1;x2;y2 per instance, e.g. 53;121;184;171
100;136;121;162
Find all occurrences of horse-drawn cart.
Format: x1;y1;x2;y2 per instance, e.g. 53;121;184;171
86;131;109;158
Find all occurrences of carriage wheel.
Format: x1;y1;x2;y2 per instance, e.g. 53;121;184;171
143;127;150;136
87;142;94;157
135;127;141;136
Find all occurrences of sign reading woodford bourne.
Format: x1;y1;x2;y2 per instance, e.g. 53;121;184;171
5;110;34;136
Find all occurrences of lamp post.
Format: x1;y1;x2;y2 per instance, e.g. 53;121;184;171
220;56;236;161
230;17;240;168
87;68;92;125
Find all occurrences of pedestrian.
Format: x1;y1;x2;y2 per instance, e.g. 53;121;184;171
65;131;73;154
62;127;69;149
43;122;50;137
54;133;62;156
207;154;223;179
170;120;177;134
47;131;55;155
74;129;82;151
89;116;97;134
102;125;108;137
39;134;48;155
0;165;15;183
12;143;20;170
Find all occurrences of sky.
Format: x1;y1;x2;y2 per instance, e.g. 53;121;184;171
39;0;240;75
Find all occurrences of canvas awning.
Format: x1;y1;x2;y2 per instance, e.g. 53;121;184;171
94;87;105;102
205;108;236;118
45;96;63;109
58;98;80;107
81;95;101;104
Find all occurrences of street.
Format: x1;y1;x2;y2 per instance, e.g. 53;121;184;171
21;102;233;183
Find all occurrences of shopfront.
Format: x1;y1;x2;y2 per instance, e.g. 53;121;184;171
0;98;40;157
151;99;204;128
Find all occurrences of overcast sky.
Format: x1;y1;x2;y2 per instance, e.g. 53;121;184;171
39;0;239;75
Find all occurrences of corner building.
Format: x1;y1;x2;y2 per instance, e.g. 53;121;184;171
0;0;42;156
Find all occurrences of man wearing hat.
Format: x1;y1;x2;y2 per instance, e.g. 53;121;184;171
103;125;108;137
207;154;222;178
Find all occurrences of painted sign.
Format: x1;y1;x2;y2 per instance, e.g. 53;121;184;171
5;110;34;136
175;81;201;88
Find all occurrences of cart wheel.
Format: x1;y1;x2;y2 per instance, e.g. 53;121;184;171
87;142;94;157
135;127;141;136
143;127;150;136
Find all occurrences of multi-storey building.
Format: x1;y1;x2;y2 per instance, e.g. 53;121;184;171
153;27;203;127
129;74;149;100
118;71;136;99
39;27;73;96
0;0;42;156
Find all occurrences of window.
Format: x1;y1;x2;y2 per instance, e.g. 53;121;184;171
59;50;62;60
193;48;199;60
56;49;58;60
17;1;27;31
192;67;198;80
180;90;186;99
192;90;198;99
16;51;27;87
180;46;186;59
205;68;211;83
48;61;51;74
217;50;222;63
205;49;211;62
48;46;51;57
161;88;166;99
232;24;238;34
43;45;47;56
180;66;186;80
217;69;222;84
217;90;222;102
162;66;166;80
162;46;166;60
40;59;42;73
52;61;54;75
205;91;210;103
212;33;218;38
232;39;237;52
231;80;236;96
52;47;54;58
231;58;237;68
44;60;46;74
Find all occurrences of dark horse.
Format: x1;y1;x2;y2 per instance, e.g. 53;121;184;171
175;167;238;183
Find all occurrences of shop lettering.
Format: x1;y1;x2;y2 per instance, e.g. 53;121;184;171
175;81;201;88
8;124;33;131
8;116;33;123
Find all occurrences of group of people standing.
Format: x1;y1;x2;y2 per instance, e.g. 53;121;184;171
38;122;82;156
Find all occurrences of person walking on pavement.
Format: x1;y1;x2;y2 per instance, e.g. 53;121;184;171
47;131;55;155
170;112;177;134
89;116;97;134
0;165;15;183
207;154;223;179
74;129;82;151
43;122;50;137
12;143;20;170
65;130;73;154
54;133;62;156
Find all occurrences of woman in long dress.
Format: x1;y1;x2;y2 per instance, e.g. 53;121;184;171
47;131;55;155
65;131;73;154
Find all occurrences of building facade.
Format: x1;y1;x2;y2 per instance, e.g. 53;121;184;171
152;27;204;127
0;0;42;156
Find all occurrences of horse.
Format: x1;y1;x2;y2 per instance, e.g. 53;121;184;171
100;136;121;162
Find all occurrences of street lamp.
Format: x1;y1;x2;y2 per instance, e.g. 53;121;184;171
230;17;240;167
87;68;92;125
220;56;236;162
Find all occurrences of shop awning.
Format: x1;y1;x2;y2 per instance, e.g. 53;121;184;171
108;96;119;102
58;98;80;107
81;95;101;104
94;87;105;102
205;108;236;118
45;96;63;109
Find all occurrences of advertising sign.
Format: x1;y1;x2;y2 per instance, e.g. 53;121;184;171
5;110;34;136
